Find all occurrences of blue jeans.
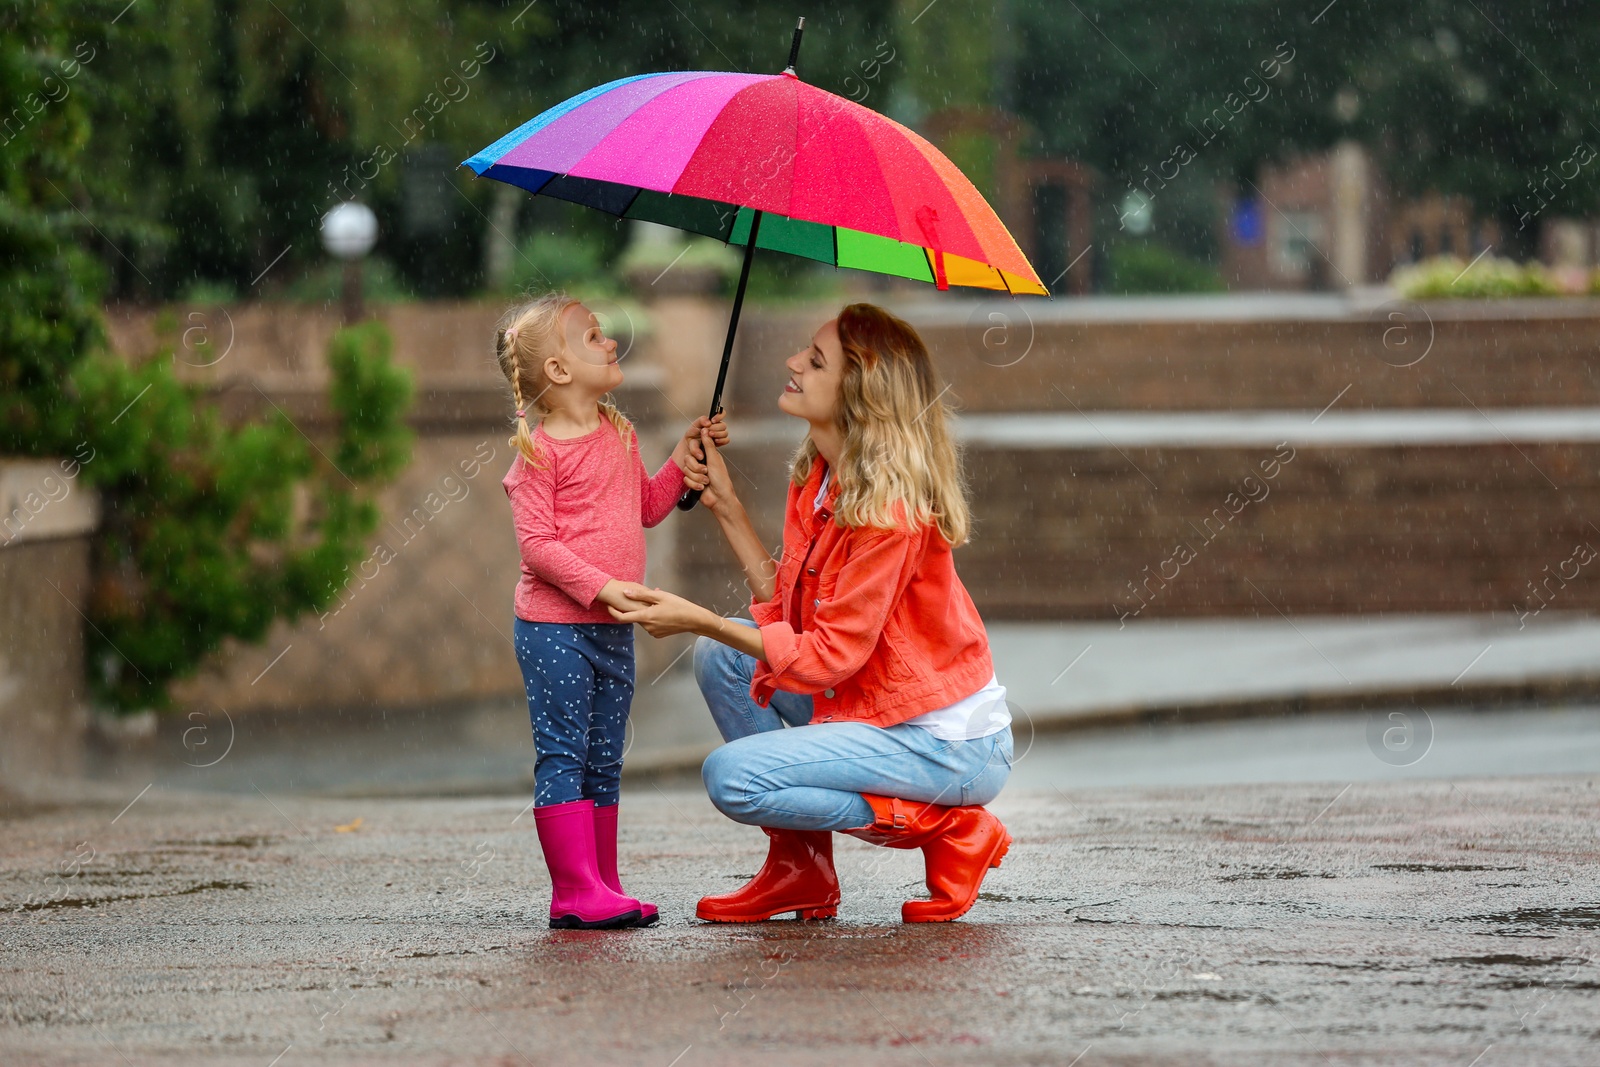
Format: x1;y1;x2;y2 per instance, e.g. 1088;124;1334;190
514;618;634;808
693;620;1013;832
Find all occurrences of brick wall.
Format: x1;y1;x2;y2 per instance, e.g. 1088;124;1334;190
89;297;1600;713
696;298;1600;622
726;301;1600;416
675;436;1600;622
1;458;95;778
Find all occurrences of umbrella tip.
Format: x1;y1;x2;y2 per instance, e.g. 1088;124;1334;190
782;16;806;76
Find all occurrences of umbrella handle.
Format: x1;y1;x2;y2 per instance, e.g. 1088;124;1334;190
677;208;765;512
675;396;720;512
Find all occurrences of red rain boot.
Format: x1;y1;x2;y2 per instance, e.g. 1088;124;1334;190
696;828;839;922
592;802;658;927
844;794;1011;923
533;799;644;929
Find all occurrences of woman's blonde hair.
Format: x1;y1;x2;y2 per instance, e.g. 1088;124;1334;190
791;303;971;546
495;291;633;468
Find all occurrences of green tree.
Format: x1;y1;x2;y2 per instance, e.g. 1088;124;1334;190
1008;0;1600;262
72;322;412;710
77;0;899;301
1;0;107;455
3;1;414;712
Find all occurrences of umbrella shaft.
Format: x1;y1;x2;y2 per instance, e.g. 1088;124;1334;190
706;209;763;419
678;209;763;513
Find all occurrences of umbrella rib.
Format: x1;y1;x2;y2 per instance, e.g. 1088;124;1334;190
617;184;645;219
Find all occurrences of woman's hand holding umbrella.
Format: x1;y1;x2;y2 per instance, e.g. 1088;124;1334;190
689;426;780;605
689;425;737;514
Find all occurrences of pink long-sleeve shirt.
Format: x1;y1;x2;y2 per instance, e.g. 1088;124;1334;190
502;420;686;624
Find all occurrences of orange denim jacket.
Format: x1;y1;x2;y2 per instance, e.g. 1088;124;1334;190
748;459;994;727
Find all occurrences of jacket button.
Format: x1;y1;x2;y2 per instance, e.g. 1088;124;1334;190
823;688;835;698
806;567;817;576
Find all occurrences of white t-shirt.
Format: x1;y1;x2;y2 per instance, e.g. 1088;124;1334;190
900;673;1012;740
812;469;1009;740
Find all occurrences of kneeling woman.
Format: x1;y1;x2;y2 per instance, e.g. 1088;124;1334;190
612;303;1013;923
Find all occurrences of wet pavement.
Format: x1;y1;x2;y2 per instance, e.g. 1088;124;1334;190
69;609;1600;799
3;775;1597;1065
75;693;1600;798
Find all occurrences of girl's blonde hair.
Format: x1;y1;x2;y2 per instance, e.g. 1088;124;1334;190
495;291;633;469
791;303;971;546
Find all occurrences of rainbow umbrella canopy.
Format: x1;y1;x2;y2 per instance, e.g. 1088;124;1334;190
461;73;1046;296
462;22;1045;505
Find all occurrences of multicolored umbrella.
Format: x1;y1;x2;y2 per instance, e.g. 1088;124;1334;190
463;21;1045;504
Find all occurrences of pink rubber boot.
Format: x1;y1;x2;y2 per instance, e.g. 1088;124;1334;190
592;802;659;927
533;799;644;929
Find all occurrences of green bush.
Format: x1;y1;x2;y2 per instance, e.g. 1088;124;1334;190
282;257;416;305
616;234;741;293
1390;254;1559;298
4;6;417;713
65;324;413;712
507;232;619;297
1104;241;1226;294
744;255;845;304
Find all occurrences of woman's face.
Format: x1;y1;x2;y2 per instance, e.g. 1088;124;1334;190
778;317;844;426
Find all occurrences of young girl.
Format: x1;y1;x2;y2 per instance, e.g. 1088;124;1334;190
496;291;725;929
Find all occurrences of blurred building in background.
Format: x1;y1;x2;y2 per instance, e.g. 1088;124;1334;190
1219;141;1513;291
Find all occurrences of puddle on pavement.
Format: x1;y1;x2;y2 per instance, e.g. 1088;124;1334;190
1434;954;1587;967
1151;989;1273;1004
12;880;252;912
1219;866;1337;881
1372;863;1527;873
1456;906;1600;932
1258;959;1411;971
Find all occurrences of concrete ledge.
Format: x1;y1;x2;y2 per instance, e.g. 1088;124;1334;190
741;409;1600;448
992;614;1600;721
607;614;1600;780
0;458;98;548
890;290;1600;324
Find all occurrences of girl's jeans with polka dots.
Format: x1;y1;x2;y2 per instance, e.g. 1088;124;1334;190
513;619;635;808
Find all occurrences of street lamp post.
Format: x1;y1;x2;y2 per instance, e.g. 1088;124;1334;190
320;202;379;324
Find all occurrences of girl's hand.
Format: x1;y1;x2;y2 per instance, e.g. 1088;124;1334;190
594;579;650;613
606;585;713;638
681;452;709;493
696;427;738;515
677;412;729;468
684;411;729;451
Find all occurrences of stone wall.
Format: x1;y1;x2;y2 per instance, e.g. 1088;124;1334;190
674;433;1600;623
695;296;1600;622
726;298;1600;416
163;430;692;716
85;295;1600;715
100;300;701;716
1;459;98;781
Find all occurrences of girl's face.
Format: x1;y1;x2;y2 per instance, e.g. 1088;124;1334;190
778;317;844;427
554;303;623;393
